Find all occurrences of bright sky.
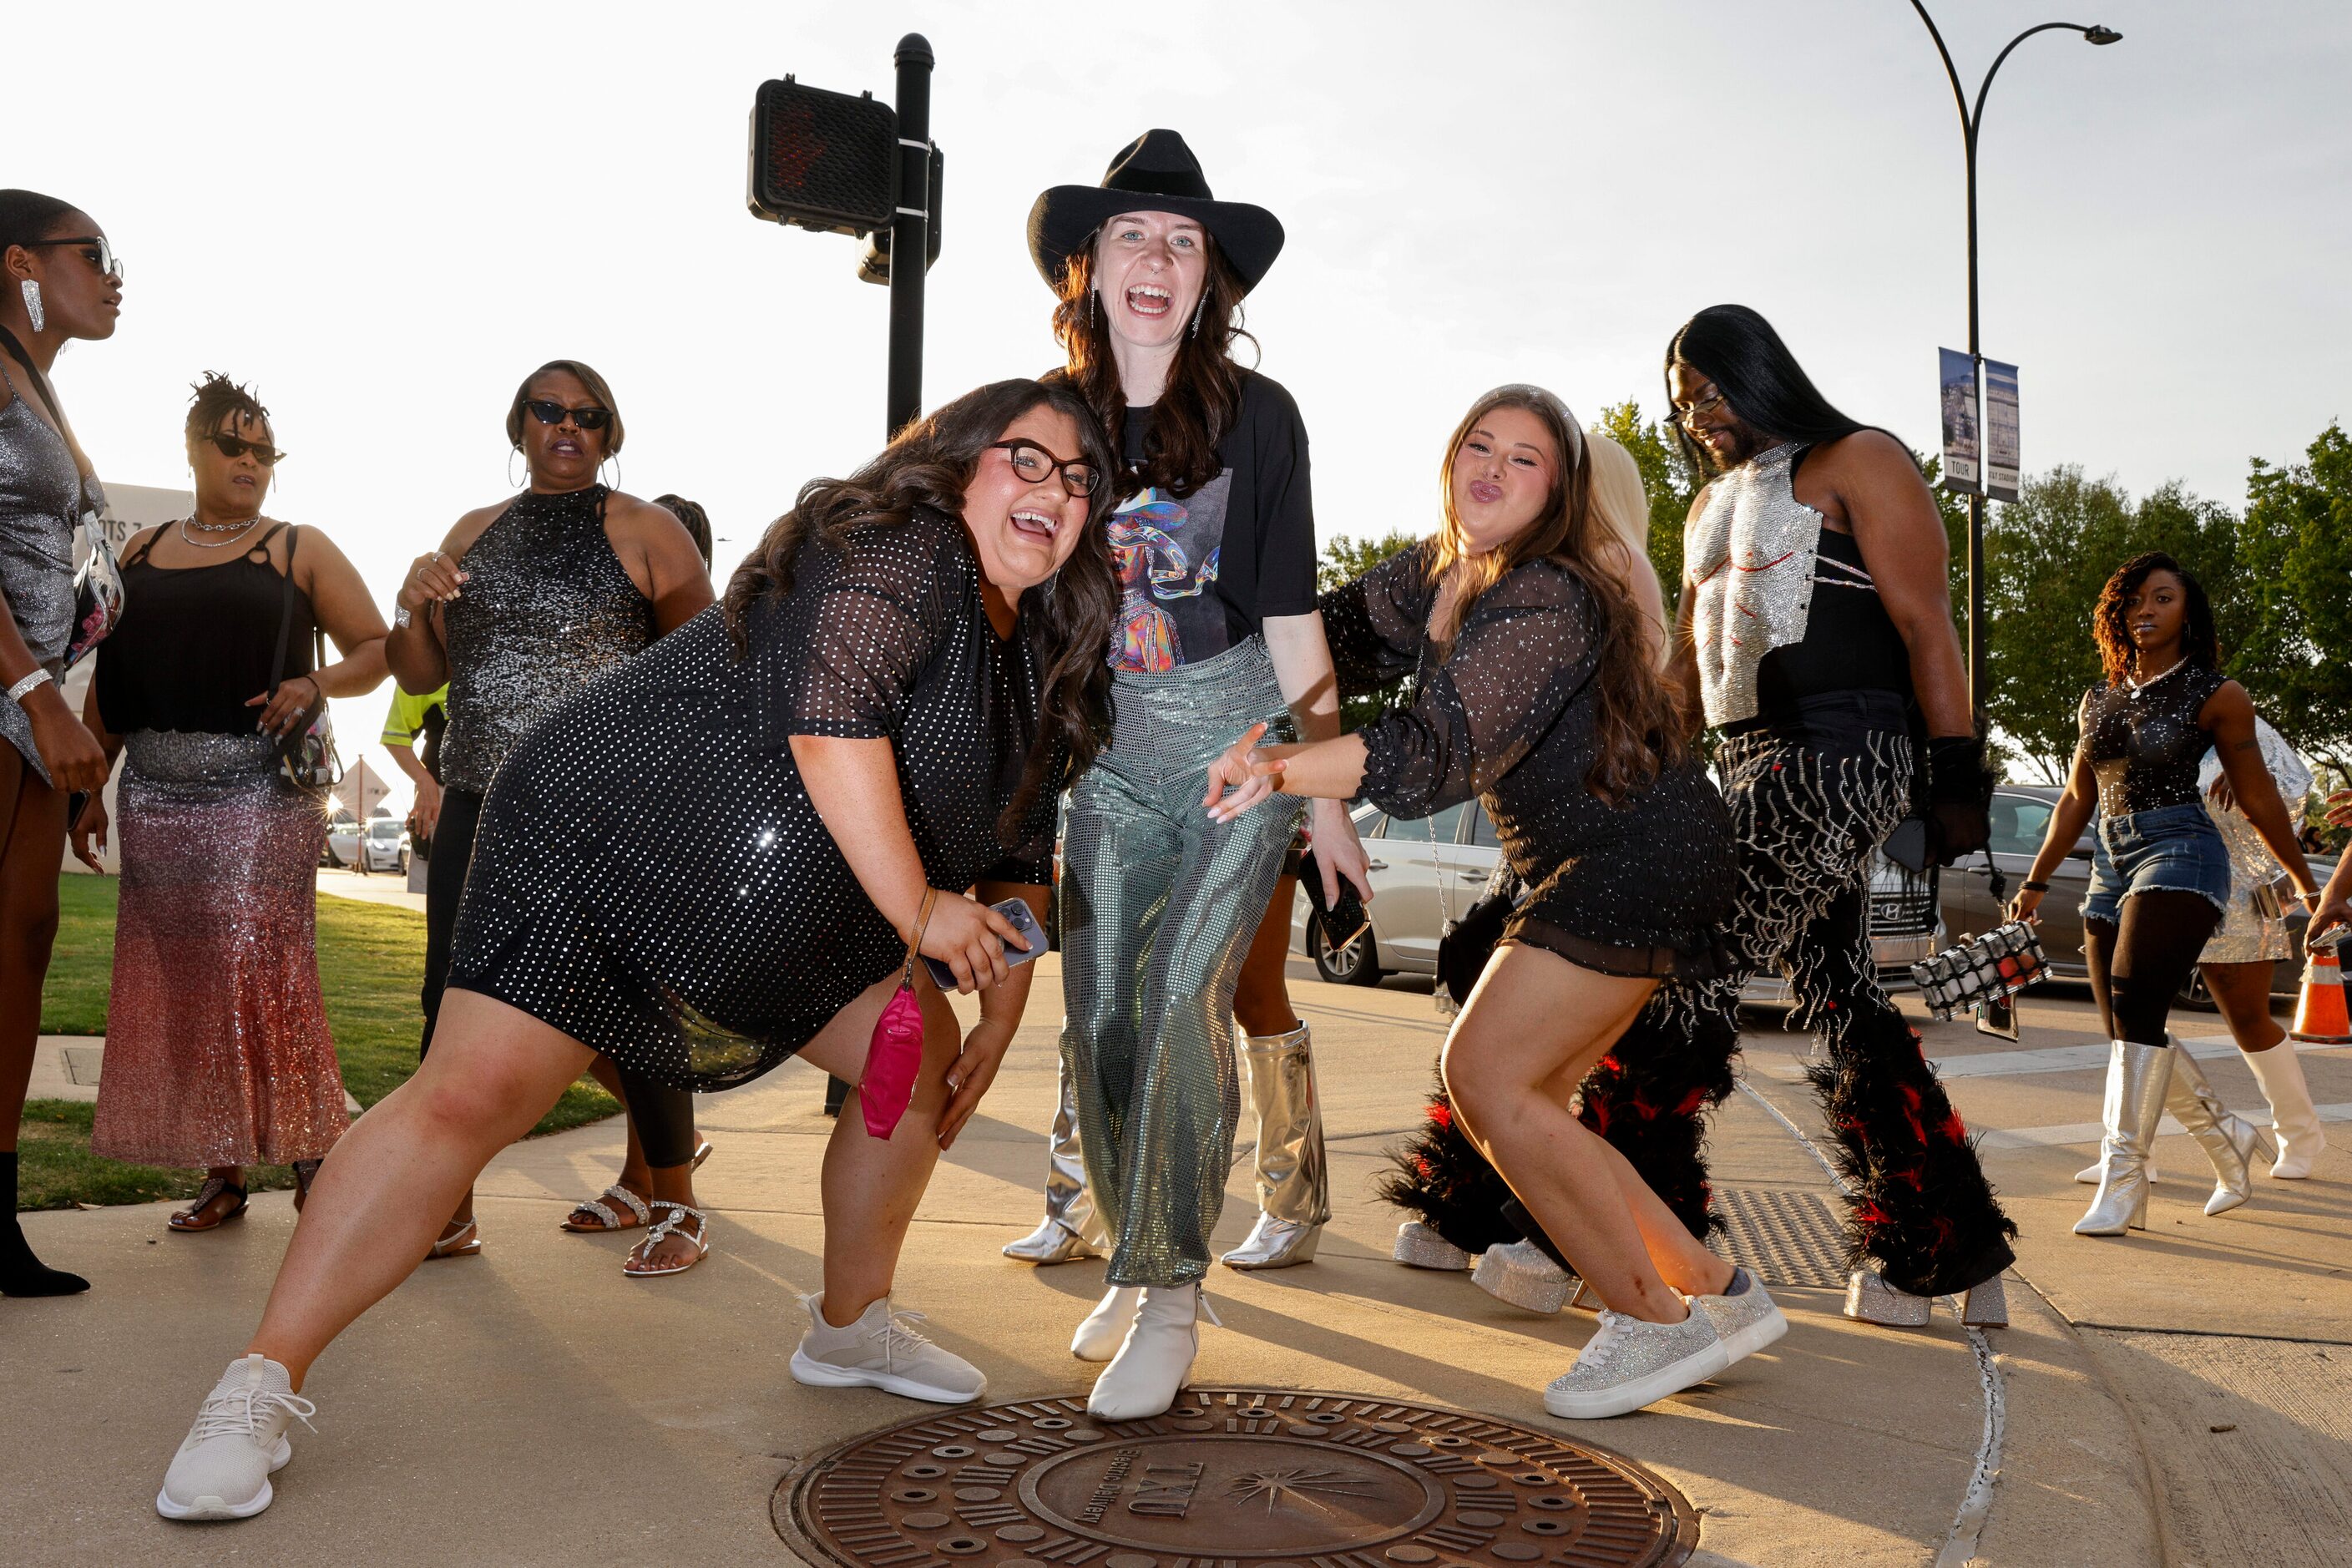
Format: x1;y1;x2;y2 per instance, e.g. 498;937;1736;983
17;1;2349;806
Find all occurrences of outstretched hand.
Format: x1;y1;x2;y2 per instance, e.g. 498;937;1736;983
1203;722;1283;822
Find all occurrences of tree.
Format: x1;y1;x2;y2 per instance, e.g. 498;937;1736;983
1318;529;1421;731
2238;423;2352;780
1591;401;1697;609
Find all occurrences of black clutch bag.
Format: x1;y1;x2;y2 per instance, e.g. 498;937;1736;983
1909;921;2047;1022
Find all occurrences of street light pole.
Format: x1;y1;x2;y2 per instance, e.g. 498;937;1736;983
1906;3;2120;728
886;33;934;439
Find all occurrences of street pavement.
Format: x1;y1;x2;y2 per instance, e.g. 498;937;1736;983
7;951;2347;1565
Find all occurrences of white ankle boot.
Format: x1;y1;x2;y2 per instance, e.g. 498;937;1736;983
1070;1285;1141;1362
1086;1284;1219;1421
2244;1044;2327;1178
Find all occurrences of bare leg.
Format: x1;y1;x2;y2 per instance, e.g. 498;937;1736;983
248;989;594;1388
797;971;964;1326
1231;876;1301;1038
0;748;65;1150
2203;960;2287;1055
1442;943;1731;1323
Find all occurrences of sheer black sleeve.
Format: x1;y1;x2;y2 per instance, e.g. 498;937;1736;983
757;513;953;752
1356;563;1600;821
1318;542;1434;701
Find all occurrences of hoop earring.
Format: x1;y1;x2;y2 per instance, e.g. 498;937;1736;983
508;447;525;488
19;281;43;335
599;454;620;491
1190;291;1208;339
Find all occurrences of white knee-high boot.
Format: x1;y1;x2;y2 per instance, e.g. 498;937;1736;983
2243;1044;2327;1178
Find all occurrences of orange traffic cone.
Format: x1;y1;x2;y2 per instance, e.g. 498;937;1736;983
2290;945;2352;1044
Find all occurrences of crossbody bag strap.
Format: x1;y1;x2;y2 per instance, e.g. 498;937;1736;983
270;524;302;697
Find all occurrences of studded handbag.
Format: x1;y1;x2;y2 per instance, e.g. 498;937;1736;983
1909;920;2046;1022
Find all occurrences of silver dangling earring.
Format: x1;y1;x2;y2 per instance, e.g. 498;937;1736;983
1190;291;1209;339
1090;289;1100;329
508;446;525;488
19;281;43;335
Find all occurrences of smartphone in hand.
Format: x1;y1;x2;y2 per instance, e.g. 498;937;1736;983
922;898;1048;992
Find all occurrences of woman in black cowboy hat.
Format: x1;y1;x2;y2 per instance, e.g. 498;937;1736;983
1015;129;1373;1422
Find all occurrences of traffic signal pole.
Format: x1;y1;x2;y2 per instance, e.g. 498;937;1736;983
886;35;933;438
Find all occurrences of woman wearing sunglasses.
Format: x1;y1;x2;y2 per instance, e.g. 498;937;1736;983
389;359;715;1276
0;190;120;1297
1020;132;1373;1420
154;379;1119;1521
72;377;387;1230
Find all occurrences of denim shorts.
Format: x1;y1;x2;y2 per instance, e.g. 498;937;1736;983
2081;803;2232;926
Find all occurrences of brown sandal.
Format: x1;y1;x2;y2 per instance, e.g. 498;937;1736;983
167;1177;249;1233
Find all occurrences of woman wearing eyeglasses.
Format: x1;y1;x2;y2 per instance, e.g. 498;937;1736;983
154;379;1119;1522
1020;133;1373;1420
390;359;715;1274
0;190;120;1297
72;376;387;1230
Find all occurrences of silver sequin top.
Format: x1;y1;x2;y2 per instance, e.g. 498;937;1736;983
439;484;654;795
0;361;103;778
1685;443;1823;728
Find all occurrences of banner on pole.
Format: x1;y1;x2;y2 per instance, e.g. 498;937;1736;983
1983;359;2020;503
1938;348;1980;494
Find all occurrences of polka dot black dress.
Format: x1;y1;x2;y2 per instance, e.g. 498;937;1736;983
1322;541;1732;978
446;507;1058;1091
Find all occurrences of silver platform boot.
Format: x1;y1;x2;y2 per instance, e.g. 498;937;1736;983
1004;1057;1107;1264
1222;1022;1329;1269
2162;1043;2269;1216
2075;1040;2175;1236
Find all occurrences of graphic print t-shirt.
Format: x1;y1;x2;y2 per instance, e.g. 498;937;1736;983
1107;370;1318;672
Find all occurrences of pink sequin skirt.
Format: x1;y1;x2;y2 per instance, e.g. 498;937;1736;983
89;731;350;1168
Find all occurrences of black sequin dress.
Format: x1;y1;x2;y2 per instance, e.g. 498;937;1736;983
1323;541;1732;977
447;508;1058;1090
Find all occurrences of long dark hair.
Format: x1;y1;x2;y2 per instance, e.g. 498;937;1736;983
2093;551;2218;687
723;378;1120;842
1665;304;1867;474
1429;385;1688;805
1050;230;1253;498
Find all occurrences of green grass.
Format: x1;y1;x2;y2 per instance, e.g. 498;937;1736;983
20;875;619;1211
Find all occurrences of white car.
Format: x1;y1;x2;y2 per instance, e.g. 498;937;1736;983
1291;799;1937;993
356;817;410;874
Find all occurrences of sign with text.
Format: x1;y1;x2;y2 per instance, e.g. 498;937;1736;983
1938;347;1980;494
1983;359;2021;503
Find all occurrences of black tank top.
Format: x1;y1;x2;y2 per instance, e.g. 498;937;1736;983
2079;663;2229;816
439;485;654;793
1751;519;1912;722
95;522;316;736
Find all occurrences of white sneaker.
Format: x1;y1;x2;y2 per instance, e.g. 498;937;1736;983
1072;1285;1141;1362
1692;1267;1788;1363
1087;1285;1220;1422
156;1354;316;1520
1542;1301;1727;1420
790;1293;986;1404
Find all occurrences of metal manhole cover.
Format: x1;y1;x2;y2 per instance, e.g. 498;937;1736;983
1714;1187;1849;1288
776;1387;1697;1566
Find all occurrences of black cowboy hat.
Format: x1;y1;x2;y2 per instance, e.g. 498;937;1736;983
1027;129;1285;296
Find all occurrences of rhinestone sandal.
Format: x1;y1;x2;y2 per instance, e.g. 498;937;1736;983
625;1202;710;1278
561;1182;652;1234
427;1217;482;1260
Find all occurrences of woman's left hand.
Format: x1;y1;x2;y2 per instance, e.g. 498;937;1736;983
2325;788;2352;831
247;675;321;739
1203;722;1282;822
2207;773;2238;813
938;1014;1016;1151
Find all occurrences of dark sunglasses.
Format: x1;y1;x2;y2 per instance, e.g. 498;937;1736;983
208;433;285;467
24;235;123;282
989;440;1100;498
524;399;614;432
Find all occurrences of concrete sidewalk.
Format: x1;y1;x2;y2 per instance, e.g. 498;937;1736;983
8;959;2307;1565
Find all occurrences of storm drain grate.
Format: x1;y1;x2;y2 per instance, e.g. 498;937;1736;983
1713;1187;1849;1288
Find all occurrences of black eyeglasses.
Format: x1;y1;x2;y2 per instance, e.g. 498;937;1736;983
25;235;123;282
989;440;1100;498
208;433;285;467
523;399;613;431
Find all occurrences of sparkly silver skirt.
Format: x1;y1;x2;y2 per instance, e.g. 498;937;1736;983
2202;805;2292;964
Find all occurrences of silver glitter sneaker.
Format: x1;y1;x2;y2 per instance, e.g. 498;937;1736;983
1692;1267;1788;1362
1843;1269;1932;1328
156;1354;316;1520
1543;1302;1728;1419
1392;1220;1472;1272
790;1294;985;1404
1474;1238;1573;1313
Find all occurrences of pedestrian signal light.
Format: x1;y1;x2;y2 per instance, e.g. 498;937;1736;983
746;77;898;235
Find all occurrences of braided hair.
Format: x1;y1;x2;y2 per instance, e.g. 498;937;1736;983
185;372;271;446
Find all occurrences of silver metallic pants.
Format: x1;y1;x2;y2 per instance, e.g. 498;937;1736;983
1061;638;1301;1287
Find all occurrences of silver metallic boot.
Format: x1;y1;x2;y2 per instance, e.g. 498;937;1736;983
2162;1043;2269;1216
1221;1023;1329;1270
2075;1040;2175;1236
1004;1056;1108;1264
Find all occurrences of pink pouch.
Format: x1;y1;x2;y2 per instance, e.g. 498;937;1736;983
860;888;937;1141
860;980;926;1140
